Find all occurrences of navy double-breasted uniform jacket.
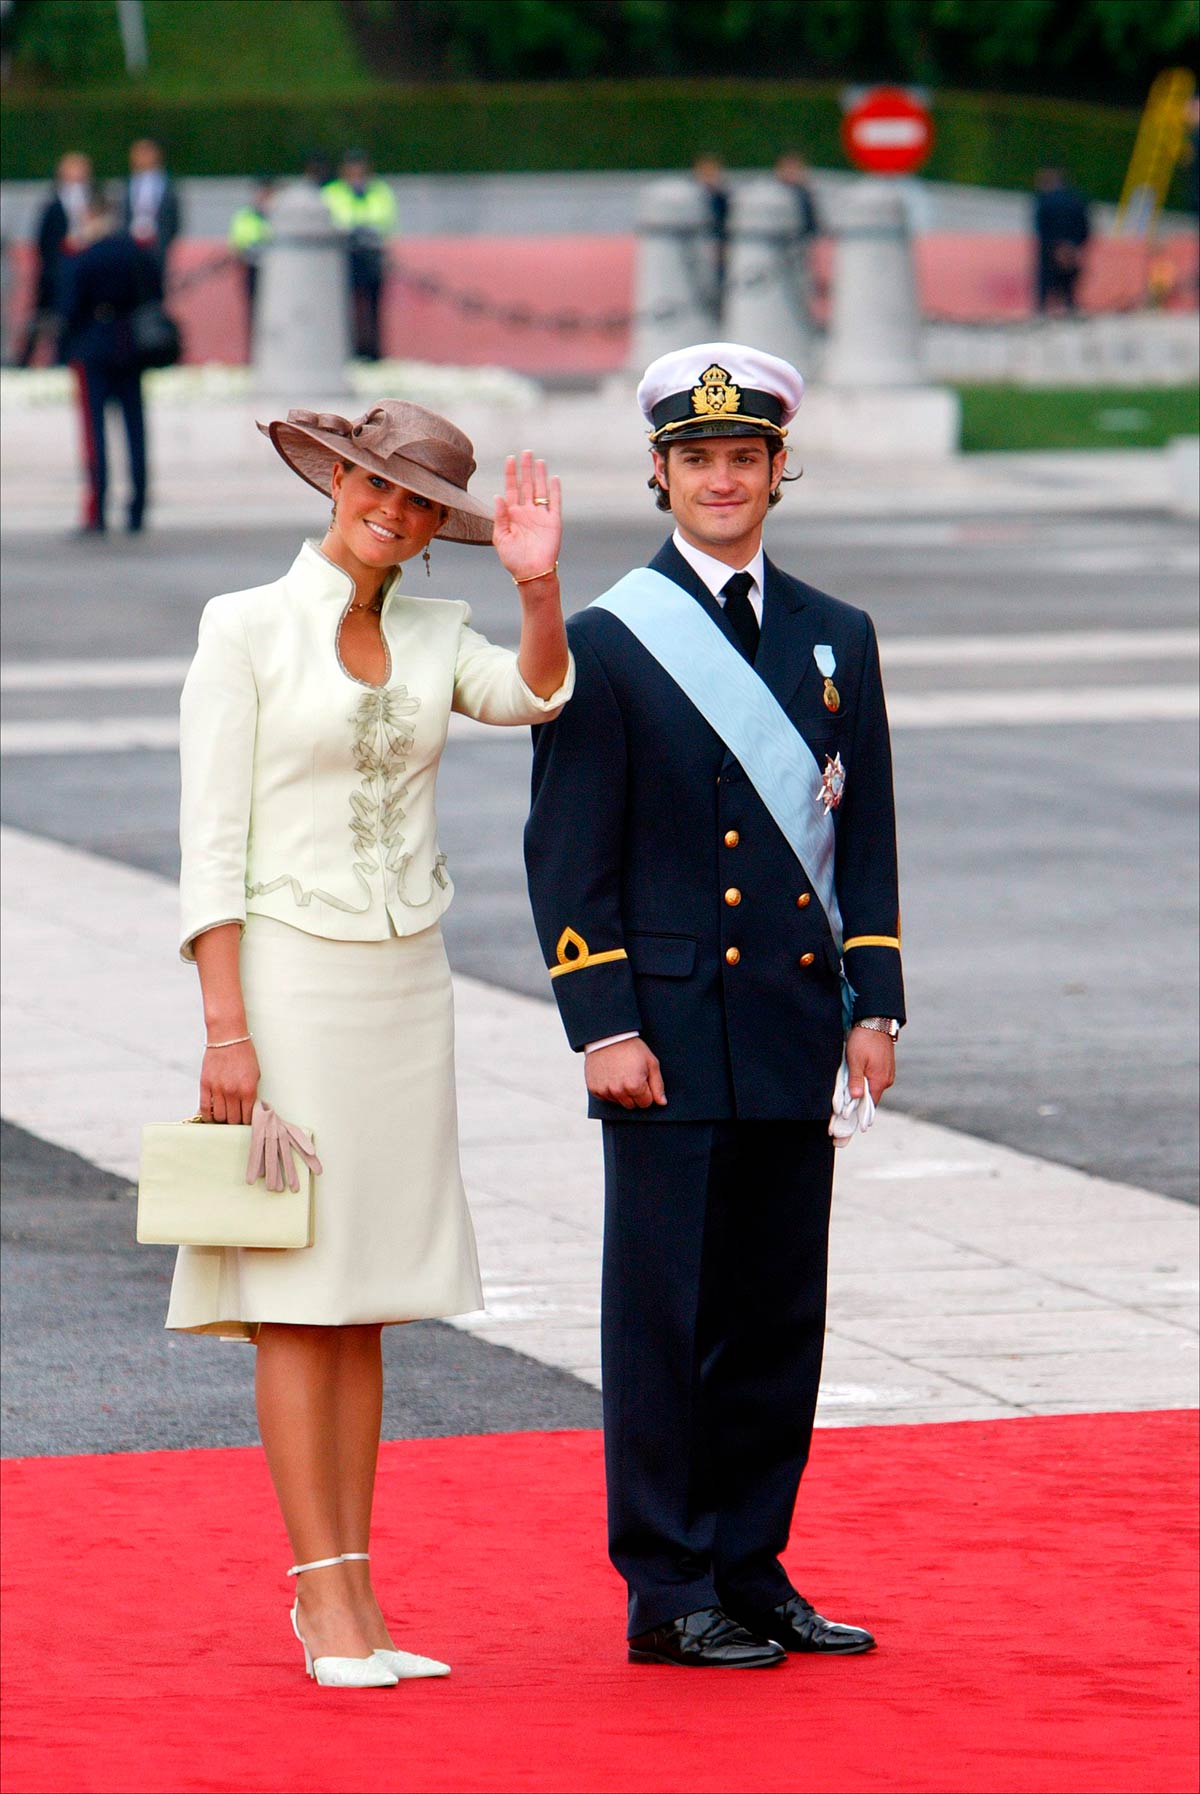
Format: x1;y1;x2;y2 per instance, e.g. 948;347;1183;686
525;537;904;1123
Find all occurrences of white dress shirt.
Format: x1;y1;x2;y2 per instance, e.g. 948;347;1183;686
585;530;765;1057
671;528;765;624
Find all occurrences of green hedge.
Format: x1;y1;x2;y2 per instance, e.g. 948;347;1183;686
1;79;1151;203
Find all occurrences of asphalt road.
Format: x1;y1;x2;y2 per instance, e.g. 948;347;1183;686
3;510;1198;1210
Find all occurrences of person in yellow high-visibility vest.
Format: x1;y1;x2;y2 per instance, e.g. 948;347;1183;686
322;151;397;361
228;177;276;342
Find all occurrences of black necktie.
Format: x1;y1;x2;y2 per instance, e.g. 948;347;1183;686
721;571;760;663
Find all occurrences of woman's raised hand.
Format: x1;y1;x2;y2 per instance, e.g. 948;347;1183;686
492;451;562;584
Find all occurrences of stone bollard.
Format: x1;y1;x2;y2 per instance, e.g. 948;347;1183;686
630;178;721;372
254;183;352;398
724;180;811;368
824;181;921;387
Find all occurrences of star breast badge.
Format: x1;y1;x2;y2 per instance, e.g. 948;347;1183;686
818;752;846;815
692;363;742;418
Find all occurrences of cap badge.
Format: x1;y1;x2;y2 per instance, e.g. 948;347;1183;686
692;364;742;420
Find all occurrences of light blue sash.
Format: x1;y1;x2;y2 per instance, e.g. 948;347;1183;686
592;567;845;958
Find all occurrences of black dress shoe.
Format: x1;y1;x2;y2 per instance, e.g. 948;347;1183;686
628;1606;787;1668
728;1593;876;1655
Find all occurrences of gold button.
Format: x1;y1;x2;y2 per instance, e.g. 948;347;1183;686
724;887;742;907
724;830;740;848
796;893;811;908
725;947;741;966
799;952;815;967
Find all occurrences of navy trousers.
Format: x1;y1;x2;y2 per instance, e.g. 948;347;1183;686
75;358;147;530
601;1119;834;1637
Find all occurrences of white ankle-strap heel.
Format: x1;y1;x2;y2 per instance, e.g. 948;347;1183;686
287;1557;397;1688
340;1552;451;1679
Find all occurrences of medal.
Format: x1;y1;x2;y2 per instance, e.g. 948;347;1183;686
814;644;840;713
818;751;846;815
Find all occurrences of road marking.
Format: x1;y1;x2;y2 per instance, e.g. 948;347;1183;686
2;629;1197;695
886;685;1199;729
883;629;1199;668
2;683;1197;756
0;657;192;692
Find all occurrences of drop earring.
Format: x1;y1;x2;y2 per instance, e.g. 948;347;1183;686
330;501;338;521
423;546;432;578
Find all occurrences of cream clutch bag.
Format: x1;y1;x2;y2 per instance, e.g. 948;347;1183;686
137;1103;320;1249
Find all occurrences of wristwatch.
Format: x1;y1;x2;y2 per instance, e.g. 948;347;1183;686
854;1016;900;1040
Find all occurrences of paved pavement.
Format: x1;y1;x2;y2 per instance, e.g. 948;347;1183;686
2;826;1196;1460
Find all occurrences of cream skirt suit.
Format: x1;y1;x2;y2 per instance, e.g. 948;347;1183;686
166;541;573;1339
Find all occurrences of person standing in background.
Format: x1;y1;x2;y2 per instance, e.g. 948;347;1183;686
15;151;92;367
773;150;823;322
123;138;181;276
61;187;161;536
322;150;397;361
1033;166;1091;314
773;150;821;241
691;153;731;316
228;177;276;351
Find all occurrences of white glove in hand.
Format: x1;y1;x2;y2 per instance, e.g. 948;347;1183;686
828;1056;876;1149
245;1101;323;1191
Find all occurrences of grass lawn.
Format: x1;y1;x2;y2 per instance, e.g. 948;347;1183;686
18;0;371;94
956;385;1199;453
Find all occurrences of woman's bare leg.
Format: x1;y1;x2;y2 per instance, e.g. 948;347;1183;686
331;1324;396;1648
255;1321;377;1660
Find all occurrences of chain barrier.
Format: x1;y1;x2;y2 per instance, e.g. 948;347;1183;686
165;240;1195;334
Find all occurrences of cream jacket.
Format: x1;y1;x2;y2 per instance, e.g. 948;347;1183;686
179;541;574;959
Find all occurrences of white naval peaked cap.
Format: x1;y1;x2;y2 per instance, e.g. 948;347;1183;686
637;342;804;444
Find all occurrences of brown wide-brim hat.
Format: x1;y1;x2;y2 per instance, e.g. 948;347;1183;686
259;399;493;545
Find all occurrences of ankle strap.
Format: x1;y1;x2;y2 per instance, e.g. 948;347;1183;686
340;1552;369;1563
287;1555;344;1576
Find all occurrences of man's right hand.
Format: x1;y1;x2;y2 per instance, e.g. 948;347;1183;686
585;1038;667;1110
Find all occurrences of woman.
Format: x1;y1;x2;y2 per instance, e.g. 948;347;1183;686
166;402;572;1688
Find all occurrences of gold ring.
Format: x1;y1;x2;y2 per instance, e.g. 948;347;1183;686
533;496;550;507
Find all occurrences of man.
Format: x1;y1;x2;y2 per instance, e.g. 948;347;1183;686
122;138;181;275
691;153;730;313
322;150;397;361
61;188;162;534
525;343;904;1667
1033;166;1090;314
15;151;92;367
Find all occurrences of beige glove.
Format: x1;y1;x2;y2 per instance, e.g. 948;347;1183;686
245;1101;323;1191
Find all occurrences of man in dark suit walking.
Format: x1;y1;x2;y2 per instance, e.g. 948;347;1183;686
61;188;162;534
525;343;904;1667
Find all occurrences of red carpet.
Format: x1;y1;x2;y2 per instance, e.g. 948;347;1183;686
1;1411;1196;1794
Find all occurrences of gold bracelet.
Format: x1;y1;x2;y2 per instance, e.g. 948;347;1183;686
513;562;558;586
206;1032;253;1049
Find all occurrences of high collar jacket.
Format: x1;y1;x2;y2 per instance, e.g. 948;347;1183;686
179;541;573;959
524;538;904;1123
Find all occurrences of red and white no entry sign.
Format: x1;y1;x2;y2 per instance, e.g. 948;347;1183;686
841;87;934;176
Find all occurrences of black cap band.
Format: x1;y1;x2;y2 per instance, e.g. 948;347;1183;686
649;384;784;441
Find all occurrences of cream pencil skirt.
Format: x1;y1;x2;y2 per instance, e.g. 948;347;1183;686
166;914;483;1340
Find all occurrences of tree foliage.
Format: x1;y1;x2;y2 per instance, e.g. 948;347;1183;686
6;0;1197;104
344;0;1198;102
